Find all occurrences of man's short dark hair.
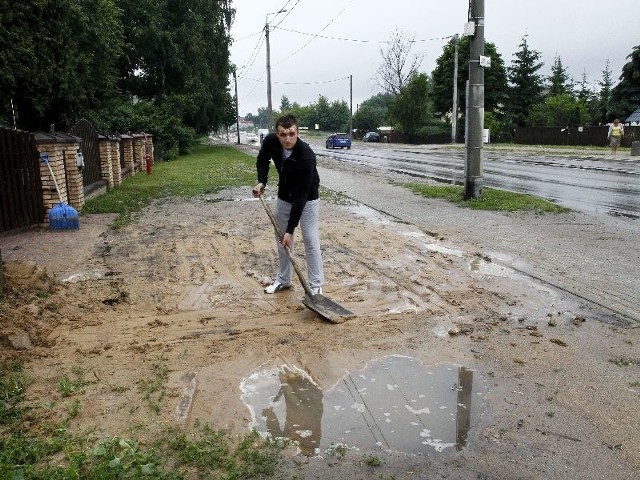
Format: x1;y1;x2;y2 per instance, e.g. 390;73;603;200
275;114;299;130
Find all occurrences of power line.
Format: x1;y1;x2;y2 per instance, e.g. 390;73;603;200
236;33;265;79
273;0;353;66
246;75;351;86
271;0;301;29
276;27;455;44
275;76;350;85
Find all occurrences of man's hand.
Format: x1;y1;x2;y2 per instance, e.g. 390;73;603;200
282;232;293;249
252;183;264;197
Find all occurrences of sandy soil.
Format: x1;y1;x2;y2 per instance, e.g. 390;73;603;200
1;162;639;479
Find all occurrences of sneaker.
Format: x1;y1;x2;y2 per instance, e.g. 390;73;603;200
311;286;323;296
264;281;291;294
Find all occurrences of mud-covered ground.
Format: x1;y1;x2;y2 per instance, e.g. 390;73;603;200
1;158;639;479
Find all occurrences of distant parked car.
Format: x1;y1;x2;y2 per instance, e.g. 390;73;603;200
363;131;380;142
325;133;351;149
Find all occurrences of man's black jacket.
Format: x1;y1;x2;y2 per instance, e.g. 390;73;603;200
256;133;320;234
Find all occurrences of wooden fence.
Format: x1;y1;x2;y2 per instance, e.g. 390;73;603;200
513;125;640;147
379;125;640;147
1;122;153;235
0;127;45;232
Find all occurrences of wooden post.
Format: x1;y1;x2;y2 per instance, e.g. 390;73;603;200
0;249;4;297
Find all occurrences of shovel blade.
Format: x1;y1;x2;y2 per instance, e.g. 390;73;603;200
302;293;354;324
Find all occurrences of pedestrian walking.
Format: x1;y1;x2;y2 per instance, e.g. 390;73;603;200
607;119;624;155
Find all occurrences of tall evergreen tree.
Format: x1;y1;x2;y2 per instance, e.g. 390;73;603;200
593;60;614;123
507;35;545;127
609;45;640;121
549;55;571;96
576;70;593;102
431;35;508;117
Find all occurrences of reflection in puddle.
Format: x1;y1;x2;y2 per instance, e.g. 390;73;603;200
240;356;481;457
240;365;322;456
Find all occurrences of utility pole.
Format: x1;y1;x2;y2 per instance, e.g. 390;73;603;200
451;34;459;143
233;67;240;145
464;0;485;200
265;9;287;133
349;75;353;138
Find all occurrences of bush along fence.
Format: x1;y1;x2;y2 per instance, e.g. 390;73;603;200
0;125;154;233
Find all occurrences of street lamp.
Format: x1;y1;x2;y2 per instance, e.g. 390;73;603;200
265;9;287;132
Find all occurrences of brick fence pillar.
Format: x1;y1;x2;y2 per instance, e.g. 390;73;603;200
59;134;84;210
110;137;122;186
120;134;134;176
34;133;67;223
97;135;114;189
132;134;144;172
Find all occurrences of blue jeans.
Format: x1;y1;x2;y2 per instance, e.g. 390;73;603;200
274;198;324;290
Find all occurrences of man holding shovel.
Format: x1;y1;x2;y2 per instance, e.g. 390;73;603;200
253;114;324;296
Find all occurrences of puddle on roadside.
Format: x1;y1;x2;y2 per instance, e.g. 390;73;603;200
345;202;517;279
424;243;515;278
240;356;482;457
61;268;109;283
347;204;392;225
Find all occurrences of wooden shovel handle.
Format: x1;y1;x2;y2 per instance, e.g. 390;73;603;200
258;195;313;297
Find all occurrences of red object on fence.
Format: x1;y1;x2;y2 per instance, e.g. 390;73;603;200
146;155;152;175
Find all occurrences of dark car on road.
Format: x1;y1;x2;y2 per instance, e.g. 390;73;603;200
326;133;352;149
363;131;380;143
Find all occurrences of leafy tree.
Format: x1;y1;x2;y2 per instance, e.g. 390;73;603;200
507;35;545;127
352;93;394;132
88;99;195;159
431;35;508;117
290;103;314;130
314;95;332;131
377;27;423;95
388;73;441;138
254;107;271;129
0;0;124;131
279;95;292;111
609;45;640;121
527;94;589;127
116;0;234;135
306;95;350;132
548;56;572;96
327;99;351;132
352;105;383;133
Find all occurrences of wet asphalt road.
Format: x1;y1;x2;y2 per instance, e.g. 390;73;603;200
314;141;640;220
312;153;640;324
234;139;639;322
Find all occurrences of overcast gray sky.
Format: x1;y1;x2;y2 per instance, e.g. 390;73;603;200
230;0;639;117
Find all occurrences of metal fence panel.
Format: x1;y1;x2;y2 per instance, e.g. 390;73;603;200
0;127;45;233
70;119;102;187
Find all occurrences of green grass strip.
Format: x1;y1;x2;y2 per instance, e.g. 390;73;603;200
82;144;256;228
403;183;571;213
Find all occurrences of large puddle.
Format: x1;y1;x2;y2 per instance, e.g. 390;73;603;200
240;355;482;456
